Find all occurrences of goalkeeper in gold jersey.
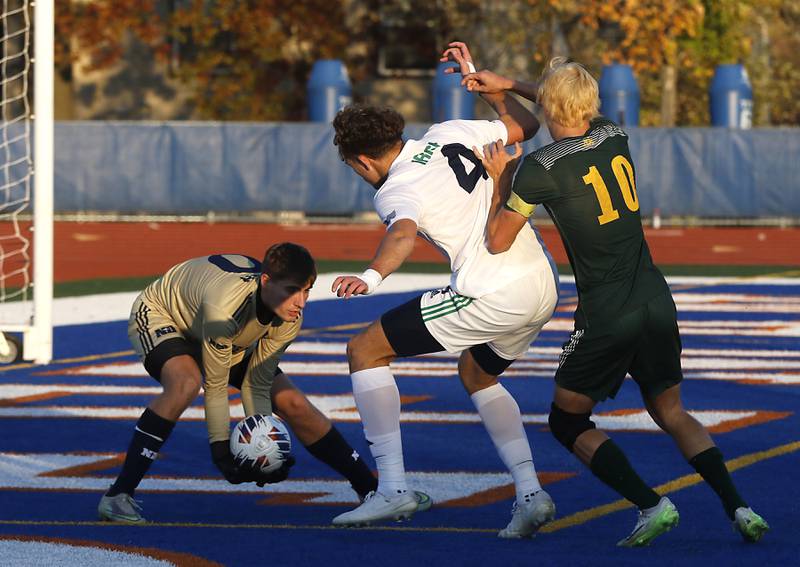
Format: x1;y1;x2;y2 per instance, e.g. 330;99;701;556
99;242;429;523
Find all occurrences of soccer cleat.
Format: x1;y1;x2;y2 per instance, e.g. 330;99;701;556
413;490;433;513
332;490;418;526
617;497;679;547
98;493;145;524
498;490;556;539
733;507;769;542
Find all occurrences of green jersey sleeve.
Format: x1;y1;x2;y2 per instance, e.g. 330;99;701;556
508;156;558;217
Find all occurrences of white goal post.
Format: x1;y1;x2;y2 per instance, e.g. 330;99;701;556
0;0;53;364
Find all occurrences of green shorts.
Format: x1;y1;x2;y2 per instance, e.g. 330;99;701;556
555;291;683;402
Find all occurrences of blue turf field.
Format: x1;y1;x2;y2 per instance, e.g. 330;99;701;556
1;278;799;566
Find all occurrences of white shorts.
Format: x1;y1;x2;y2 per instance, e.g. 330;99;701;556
420;265;558;360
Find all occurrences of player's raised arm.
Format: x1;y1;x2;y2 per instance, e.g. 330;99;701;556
331;218;418;298
462;70;540;105
474;140;528;254
440;41;538;144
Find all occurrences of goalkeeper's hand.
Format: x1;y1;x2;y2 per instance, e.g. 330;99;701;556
254;455;295;487
210;441;248;484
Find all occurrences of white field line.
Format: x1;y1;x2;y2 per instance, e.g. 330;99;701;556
0;403;765;431
287;341;800;360
1;274;798;327
34;358;800;384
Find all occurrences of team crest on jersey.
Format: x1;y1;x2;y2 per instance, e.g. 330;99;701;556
411;141;440;165
154;325;176;338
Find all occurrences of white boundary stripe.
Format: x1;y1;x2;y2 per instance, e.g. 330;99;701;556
674;304;800;314
286;341;800;360
673;293;800;303
0;452;512;504
1;274;798;327
0;407;771;431
49;358;800;377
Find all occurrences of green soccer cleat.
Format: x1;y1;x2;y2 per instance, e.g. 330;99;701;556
617;497;679;547
98;493;145;524
733;507;769;542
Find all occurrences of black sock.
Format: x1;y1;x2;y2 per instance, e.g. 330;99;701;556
590;439;661;510
107;408;176;497
689;446;747;520
305;426;377;499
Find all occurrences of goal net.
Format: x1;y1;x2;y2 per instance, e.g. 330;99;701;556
0;0;52;364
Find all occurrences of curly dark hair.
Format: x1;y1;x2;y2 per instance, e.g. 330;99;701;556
333;104;405;161
262;242;316;283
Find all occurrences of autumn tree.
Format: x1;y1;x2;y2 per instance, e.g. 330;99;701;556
54;0;798;124
55;0;349;120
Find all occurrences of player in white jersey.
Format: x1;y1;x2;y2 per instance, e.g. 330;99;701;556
328;43;560;536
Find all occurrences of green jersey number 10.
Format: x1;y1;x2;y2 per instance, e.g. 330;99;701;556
582;155;639;225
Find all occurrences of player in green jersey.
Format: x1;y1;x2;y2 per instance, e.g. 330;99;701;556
458;51;768;546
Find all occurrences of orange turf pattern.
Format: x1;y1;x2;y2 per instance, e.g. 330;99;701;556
2;221;798;283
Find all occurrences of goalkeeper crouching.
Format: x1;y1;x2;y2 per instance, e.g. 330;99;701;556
99;242;430;523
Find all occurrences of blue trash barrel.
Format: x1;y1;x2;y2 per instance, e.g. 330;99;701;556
432;62;475;122
598;64;639;126
710;64;753;128
307;59;352;122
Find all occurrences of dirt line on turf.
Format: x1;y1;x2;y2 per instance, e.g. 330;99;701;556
540;439;800;533
0;350;136;373
299;322;369;336
3;441;796;534
0;519;497;534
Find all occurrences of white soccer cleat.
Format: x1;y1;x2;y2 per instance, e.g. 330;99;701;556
98;492;145;524
498;490;556;539
332;490;418;526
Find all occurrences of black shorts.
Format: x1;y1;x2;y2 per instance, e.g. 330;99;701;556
555;292;684;401
144;339;283;389
381;293;514;376
228;351;284;390
143;337;200;382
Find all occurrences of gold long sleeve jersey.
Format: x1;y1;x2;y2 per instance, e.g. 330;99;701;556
129;254;301;443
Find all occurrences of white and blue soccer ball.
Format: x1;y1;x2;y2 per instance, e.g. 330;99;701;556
230;414;291;474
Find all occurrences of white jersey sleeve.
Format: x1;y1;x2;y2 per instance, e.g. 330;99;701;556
374;182;423;228
427;119;508;148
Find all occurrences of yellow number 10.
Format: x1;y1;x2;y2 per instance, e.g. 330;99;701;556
582;155;639;225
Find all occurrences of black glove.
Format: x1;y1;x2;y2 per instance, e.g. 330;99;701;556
210;441;247;484
255;455;296;487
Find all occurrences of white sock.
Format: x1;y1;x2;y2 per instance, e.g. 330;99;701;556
471;383;542;502
351;366;408;495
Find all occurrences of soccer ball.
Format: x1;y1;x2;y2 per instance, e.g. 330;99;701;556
230;414;291;474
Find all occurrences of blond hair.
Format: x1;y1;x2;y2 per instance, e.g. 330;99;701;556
537;57;600;128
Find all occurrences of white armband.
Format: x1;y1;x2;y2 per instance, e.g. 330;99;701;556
360;269;383;295
466;62;476;74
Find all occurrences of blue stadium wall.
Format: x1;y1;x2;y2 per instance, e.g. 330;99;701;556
53;122;800;217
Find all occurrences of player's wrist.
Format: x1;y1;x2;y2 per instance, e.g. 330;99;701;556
210;440;232;462
466;61;476;74
360;268;383;294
